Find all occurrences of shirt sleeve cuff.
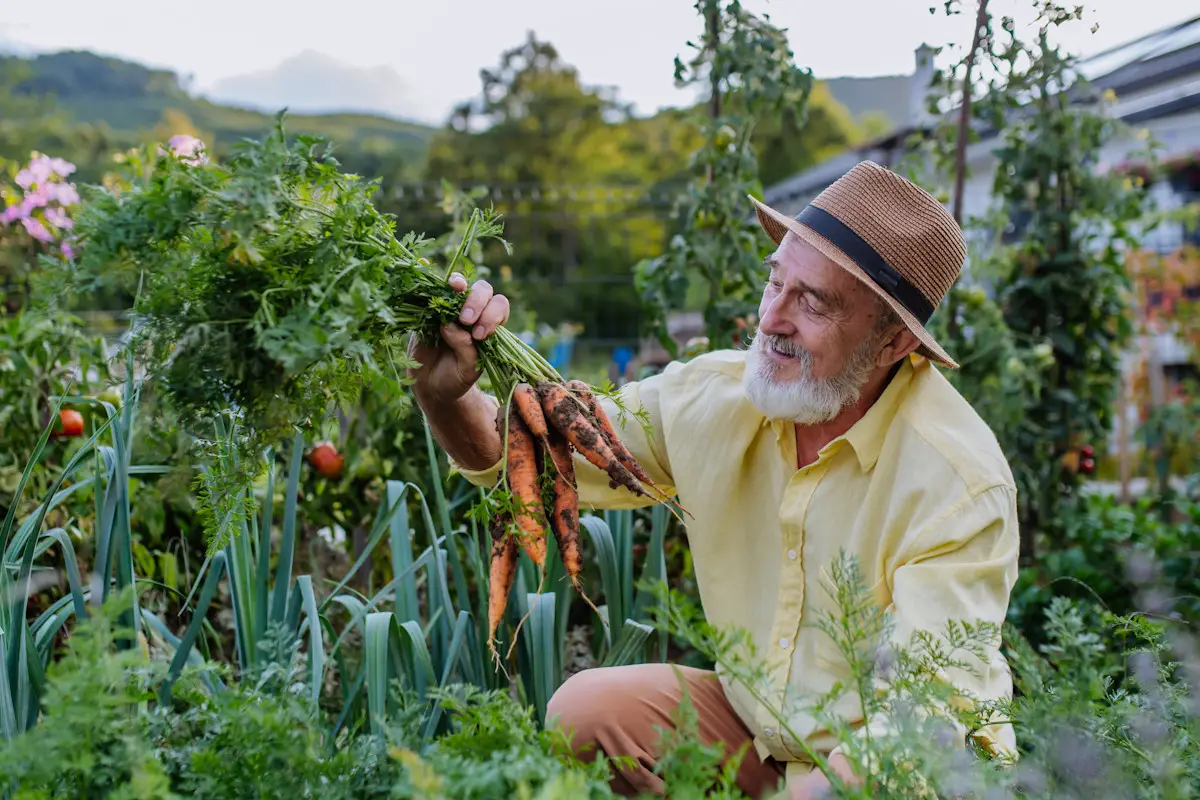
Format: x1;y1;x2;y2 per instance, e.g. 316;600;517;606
449;455;503;488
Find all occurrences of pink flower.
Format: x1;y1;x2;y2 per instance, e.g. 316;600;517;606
45;206;72;230
48;183;79;206
21;186;49;211
1;204;25;223
168;134;207;165
21;216;54;243
15;169;34;189
60;241;75;260
26;155;54;185
48;157;75;177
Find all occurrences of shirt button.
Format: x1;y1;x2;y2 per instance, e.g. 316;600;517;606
779;637;790;649
787;549;797;560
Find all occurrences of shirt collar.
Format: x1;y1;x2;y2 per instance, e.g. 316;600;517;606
764;354;923;473
842;354;921;471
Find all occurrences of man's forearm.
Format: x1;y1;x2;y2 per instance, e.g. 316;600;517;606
415;384;503;472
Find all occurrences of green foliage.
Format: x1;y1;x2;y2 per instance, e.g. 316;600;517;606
1;352;157;742
1137;387;1200;499
634;0;813;357
1;597;621;799
382;685;620;799
646;681;748;799
999;599;1200;800
1009;491;1200;646
421;33;699;347
155;626;376;799
649;550;1200;798
981;27;1140;551
48;114;561;551
912;3;1145;559
748;80;864;188
0;591;170;800
0;309;113;515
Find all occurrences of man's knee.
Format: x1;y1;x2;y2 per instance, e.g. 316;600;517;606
546;667;620;752
545;664;703;753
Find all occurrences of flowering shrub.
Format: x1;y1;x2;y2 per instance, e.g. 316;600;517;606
165;133;207;166
0;152;78;256
0;140;203;302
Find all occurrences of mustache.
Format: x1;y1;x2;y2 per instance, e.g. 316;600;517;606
756;333;808;360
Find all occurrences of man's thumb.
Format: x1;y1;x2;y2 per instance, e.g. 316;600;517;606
441;324;477;360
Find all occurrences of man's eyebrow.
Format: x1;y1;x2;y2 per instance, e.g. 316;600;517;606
799;281;841;309
763;256;842;309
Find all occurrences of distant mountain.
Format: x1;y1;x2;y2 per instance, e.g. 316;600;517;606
206;50;441;125
0;36;38;57
1;50;436;177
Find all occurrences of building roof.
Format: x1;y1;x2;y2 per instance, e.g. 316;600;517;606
763;14;1200;211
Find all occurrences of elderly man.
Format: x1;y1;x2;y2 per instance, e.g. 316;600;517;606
409;161;1020;799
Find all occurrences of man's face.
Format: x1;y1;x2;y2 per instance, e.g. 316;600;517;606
742;232;897;424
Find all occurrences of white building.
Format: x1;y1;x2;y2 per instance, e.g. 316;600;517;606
762;15;1200;236
762;14;1200;387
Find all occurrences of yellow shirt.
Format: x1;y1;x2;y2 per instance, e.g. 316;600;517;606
458;350;1019;783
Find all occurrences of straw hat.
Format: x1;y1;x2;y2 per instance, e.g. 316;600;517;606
749;160;964;368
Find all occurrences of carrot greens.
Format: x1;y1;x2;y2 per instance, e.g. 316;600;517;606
52;114;560;551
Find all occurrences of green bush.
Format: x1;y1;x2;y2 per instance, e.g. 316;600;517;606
1010;492;1200;648
6;549;1200;799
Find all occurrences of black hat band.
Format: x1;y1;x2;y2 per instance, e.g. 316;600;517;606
796;204;936;324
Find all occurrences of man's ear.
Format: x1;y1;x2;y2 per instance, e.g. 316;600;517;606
875;325;921;368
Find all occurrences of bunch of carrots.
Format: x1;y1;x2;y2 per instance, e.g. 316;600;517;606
485;379;682;659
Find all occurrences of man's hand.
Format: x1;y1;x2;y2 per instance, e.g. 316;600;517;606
408;272;511;406
790;753;860;800
407;272;512;472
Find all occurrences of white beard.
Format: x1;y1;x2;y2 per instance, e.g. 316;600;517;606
741;331;880;424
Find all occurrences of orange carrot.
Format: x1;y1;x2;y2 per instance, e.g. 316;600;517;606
565;380;692;519
538;382;648;499
487;516;519;649
513;383;550;445
545;429;582;587
505;404;548;567
565;380;659;488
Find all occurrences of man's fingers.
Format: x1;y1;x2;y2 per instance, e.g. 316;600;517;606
472;294;510;340
448;272;469;292
458;280;493;327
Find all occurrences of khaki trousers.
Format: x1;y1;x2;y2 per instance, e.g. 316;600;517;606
545;663;787;798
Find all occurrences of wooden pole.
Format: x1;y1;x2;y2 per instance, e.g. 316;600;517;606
952;0;990;225
1117;358;1132;503
707;3;721;123
705;2;721;185
946;0;990;342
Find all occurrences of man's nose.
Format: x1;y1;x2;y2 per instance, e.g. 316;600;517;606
758;295;793;337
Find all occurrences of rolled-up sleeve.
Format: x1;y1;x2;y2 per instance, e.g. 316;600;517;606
453;369;677;512
830;483;1020;761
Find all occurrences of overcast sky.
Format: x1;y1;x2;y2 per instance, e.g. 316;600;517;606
1;0;1193;125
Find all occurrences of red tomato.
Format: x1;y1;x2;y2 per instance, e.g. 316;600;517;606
306;441;344;479
56;409;85;438
1081;457;1096;474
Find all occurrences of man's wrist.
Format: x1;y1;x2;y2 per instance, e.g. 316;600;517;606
416;384;502;472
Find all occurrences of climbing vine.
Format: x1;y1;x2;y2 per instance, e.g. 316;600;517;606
634;0;812;356
916;2;1149;560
